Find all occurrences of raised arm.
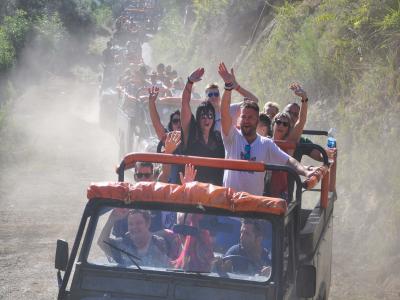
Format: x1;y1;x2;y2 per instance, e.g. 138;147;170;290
148;87;167;142
234;83;259;103
218;63;259;103
288;83;308;143
158;131;181;183
98;209;128;255
218;63;233;136
181;68;204;147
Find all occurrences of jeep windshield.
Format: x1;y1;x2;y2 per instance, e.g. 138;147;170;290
87;206;273;283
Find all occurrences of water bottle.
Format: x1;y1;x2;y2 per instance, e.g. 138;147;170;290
327;128;336;163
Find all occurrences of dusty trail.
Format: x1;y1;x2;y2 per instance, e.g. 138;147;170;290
0;76;117;299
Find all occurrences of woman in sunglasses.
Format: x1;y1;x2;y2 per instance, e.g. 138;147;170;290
180;68;225;185
272;83;309;155
269;83;309;199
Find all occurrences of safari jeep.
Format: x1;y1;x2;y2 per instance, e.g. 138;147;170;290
55;145;335;300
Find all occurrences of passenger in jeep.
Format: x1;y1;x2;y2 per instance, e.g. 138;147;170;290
98;209;169;268
218;219;271;277
173;214;214;273
218;62;318;196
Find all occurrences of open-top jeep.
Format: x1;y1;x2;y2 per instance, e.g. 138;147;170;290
55;143;335;300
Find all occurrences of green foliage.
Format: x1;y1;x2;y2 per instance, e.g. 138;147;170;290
150;6;190;71
34;13;67;51
375;0;400;30
2;9;31;51
0;28;15;71
0;9;31;72
192;0;230;17
91;5;113;29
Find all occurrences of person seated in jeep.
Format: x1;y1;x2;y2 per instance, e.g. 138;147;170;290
173;213;214;273
216;219;271;277
98;209;169;268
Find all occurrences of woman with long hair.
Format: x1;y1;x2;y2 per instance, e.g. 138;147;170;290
180;68;225;185
269;83;309;199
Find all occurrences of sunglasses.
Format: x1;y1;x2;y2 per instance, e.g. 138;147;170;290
244;144;251;160
207;92;220;98
275;119;289;127
200;112;214;120
134;173;153;179
171;118;181;124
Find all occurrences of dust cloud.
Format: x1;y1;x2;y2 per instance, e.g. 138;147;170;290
0;34;119;299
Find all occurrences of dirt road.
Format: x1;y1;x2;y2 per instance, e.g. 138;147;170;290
0;76;118;299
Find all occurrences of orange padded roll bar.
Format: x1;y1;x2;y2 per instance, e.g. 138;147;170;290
118;153;266;174
320;168;330;208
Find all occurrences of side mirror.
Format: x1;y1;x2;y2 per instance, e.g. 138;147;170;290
296;264;316;298
55;239;69;271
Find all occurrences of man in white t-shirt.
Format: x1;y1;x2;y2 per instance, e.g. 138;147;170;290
218;62;317;195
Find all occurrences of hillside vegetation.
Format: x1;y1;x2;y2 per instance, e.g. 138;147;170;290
0;0;119;123
151;0;400;295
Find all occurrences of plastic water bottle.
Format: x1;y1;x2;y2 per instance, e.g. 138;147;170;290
327;128;336;163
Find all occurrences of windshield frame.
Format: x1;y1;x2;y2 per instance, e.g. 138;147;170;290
78;199;284;285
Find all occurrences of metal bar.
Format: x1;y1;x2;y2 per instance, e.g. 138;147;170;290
302;130;328;136
117;153;267;181
296;143;329;165
58;206;90;300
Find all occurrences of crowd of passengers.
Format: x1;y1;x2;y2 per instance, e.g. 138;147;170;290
102;39;200;104
101;2;167;96
97;61;337;274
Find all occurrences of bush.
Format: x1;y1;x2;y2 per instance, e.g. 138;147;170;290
92;5;113;29
0;28;15;72
34;13;67;52
2;9;31;51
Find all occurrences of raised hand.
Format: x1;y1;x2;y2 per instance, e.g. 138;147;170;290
110;208;129;220
148;86;159;103
326;147;337;162
188;67;205;83
218;62;237;87
164;131;181;154
179;163;197;184
305;166;321;179
289;83;307;100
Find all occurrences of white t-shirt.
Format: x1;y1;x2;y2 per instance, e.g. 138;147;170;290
222;125;290;195
214;103;241;132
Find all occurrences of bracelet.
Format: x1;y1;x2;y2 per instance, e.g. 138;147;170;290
187;77;194;84
224;86;234;91
301;97;308;103
225;82;234;88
